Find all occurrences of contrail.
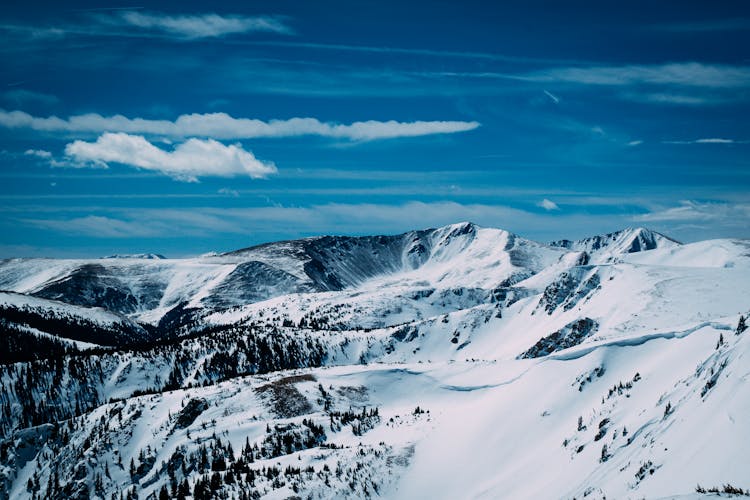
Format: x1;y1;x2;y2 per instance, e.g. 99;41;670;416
543;89;560;104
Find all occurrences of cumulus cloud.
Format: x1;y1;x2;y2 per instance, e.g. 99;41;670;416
538;199;560;211
64;133;277;181
24;149;52;158
0;109;480;141
96;11;292;38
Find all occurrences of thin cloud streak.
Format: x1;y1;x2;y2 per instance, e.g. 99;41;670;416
522;62;750;88
620;92;726;106
0;11;292;41
429;63;750;89
13;199;750;254
634;200;750;224
14;201;638;243
543;90;560;104
0;109;481;141
94;11;293;38
662;138;748;145
231;40;590;65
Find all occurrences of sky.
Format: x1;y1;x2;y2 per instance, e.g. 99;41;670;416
1;0;749;257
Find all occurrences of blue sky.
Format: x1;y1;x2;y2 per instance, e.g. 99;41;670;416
1;1;749;257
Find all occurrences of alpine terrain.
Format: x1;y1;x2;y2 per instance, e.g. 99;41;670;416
1;223;748;500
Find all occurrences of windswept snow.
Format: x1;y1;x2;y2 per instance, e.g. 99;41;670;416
1;224;749;499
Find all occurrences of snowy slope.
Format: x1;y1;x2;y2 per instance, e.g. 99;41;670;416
0;223;566;325
1;226;749;499
0;291;149;347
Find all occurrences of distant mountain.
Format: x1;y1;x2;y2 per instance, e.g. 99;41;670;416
1;224;748;500
102;253;167;260
550;227;681;264
0;222;563;323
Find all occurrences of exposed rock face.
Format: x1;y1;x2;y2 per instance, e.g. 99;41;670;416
519;317;599;358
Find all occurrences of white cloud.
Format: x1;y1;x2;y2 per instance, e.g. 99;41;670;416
622;92;721;106
64;133;277;181
627;140;643;147
0;12;291;41
24;149;52;158
662;138;746;145
218;188;240;197
695;138;736;144
634;201;750;223
24;215;168;238
98;11;292;38
15;201;750;250
538;199;560;211
0;109;480;141
18;201;629;243
524;62;750;88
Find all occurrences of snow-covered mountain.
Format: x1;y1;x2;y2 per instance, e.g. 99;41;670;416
1;223;749;499
549;227;681;264
102;254;167;260
0;223;563;325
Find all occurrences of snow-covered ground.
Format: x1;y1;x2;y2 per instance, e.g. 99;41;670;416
1;224;749;499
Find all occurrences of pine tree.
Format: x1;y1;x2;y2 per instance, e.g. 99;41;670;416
737;315;747;335
600;444;609;462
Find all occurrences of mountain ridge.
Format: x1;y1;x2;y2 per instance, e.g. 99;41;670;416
0;224;677;322
1;223;749;500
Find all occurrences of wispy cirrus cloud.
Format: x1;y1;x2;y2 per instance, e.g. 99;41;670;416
662;138;748;145
14;200;664;245
0;109;480;141
23;215;169;238
419;62;750;89
2;89;59;107
13;199;750;252
63;133;277;181
634;200;750;224
93;11;293;38
522;62;750;88
0;11;292;41
620;91;725;106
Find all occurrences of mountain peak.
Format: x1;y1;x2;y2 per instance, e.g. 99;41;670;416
550;227;681;262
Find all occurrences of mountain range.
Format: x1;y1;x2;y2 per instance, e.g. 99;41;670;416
0;223;748;499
